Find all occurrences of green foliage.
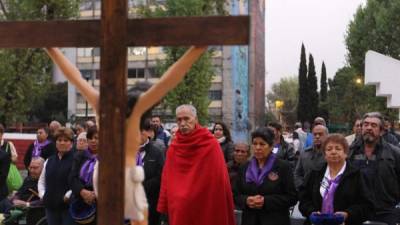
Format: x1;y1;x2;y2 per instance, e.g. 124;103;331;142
319;61;329;121
0;0;80;125
320;62;327;102
346;0;400;73
160;47;214;125
307;54;319;122
267;76;298;126
30;82;68;123
297;44;308;123
139;0;224;125
326;66;390;123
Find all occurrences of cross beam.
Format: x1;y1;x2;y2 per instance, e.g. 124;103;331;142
0;16;249;47
0;1;250;224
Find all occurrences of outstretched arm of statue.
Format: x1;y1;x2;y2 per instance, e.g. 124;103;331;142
45;48;99;116
136;46;207;115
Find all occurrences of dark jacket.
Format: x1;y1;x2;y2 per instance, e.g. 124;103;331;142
234;158;297;225
294;147;326;190
299;163;374;225
69;150;95;197
142;142;164;225
349;139;400;211
0;149;10;201
43;150;74;210
382;131;399;146
275;137;295;167
15;176;41;204
220;139;234;163
24;141;56;169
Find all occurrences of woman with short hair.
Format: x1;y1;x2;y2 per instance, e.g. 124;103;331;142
38;127;76;225
299;134;373;225
234;127;297;225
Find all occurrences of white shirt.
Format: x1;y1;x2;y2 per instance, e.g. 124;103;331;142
320;162;346;197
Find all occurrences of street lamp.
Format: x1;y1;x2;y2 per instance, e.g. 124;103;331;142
355;77;362;85
275;100;284;123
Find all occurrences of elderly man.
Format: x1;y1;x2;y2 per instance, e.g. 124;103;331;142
157;104;235;225
227;143;250;194
12;157;45;208
294;124;328;190
349;112;400;225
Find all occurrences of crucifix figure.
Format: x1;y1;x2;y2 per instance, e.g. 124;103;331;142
0;0;249;224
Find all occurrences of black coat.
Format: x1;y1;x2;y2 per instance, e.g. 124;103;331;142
142;142;164;225
299;163;374;225
220;139;234;163
69;150;95;197
0;149;10;201
234;158;297;225
24;141;56;169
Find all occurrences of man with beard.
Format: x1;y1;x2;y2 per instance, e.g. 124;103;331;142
294;124;328;190
349;112;400;225
157;104;235;225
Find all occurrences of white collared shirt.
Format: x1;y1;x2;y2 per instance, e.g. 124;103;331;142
320;162;346;197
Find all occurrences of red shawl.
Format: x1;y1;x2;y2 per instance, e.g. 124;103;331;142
157;125;235;225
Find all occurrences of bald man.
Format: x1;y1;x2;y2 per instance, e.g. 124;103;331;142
294;124;328;190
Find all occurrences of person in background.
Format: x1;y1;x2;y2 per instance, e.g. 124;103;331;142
24;127;56;170
151;116;171;148
0;131;10;213
75;132;88;151
233;127;297;225
227;143;250;197
38;127;75;225
11;157;45;208
48;121;62;142
346;119;362;146
212;121;235;162
137;119;164;225
304;117;327;149
382;116;399;146
167;126;179;146
267;122;295;166
299;134;373;225
294;125;328;190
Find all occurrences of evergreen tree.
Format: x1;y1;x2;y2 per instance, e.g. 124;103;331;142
320;61;327;101
297;43;308;123
319;61;329;120
307;54;319;122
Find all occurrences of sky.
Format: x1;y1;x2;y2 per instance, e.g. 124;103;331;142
265;0;367;92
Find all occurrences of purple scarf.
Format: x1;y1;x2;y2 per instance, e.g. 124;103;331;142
136;147;145;166
32;139;50;157
246;154;277;186
321;174;342;214
79;150;98;186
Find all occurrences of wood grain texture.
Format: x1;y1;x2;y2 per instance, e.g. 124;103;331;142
0;16;249;47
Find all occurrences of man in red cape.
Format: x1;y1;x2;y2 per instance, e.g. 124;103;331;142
157;104;235;225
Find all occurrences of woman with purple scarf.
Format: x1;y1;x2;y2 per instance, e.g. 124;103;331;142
233;127;297;225
69;126;98;225
24;127;56;169
299;134;373;225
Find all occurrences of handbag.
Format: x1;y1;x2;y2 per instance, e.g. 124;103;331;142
4;142;23;192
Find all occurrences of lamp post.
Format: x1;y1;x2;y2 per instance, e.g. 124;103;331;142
83;73;91;119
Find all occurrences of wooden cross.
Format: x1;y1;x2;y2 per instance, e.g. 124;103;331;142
0;1;249;224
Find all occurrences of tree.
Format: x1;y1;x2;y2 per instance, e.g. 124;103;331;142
320;62;327;102
267;77;298;126
346;0;400;73
0;0;80;125
140;0;226;125
307;54;319;122
297;43;308;123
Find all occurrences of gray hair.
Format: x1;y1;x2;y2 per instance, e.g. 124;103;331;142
31;157;45;166
362;112;384;130
176;104;197;117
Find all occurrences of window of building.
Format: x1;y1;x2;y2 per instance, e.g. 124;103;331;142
209;90;222;100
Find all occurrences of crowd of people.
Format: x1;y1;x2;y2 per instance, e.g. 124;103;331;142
0;108;399;225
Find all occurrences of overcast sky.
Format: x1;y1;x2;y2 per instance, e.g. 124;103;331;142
265;0;367;92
